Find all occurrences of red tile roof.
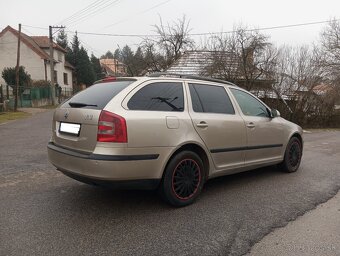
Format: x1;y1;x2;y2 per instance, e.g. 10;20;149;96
0;26;50;60
31;36;67;53
313;84;334;95
0;26;68;61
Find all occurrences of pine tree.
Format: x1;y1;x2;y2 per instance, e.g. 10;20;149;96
101;50;114;59
68;33;80;67
90;54;104;80
113;49;122;62
77;46;95;86
133;47;145;76
121;45;134;76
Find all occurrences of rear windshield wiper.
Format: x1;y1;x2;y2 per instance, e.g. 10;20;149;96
68;102;98;108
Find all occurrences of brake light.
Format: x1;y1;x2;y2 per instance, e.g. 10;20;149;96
102;76;116;82
97;110;127;143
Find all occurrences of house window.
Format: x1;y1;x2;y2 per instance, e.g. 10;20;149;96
54;71;58;83
63;73;68;85
57;52;62;62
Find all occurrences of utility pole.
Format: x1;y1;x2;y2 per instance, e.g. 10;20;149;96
74;31;78;93
14;23;21;111
49;25;65;105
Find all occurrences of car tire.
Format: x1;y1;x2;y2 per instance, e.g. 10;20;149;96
278;137;302;173
160;151;205;207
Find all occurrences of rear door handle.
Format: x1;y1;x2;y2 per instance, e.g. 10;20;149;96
246;122;255;128
196;121;208;128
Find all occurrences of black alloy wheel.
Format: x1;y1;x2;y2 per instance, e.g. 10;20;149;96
279;137;302;173
288;140;301;168
172;159;201;200
160;151;205;207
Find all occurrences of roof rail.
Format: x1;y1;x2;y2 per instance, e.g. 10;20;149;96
148;72;238;86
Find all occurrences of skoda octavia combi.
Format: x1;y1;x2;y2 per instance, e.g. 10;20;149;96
48;74;303;206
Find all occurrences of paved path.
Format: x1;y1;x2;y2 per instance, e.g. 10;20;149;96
18;107;51;115
0;111;339;256
249;192;340;256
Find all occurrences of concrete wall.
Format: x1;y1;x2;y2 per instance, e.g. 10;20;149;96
0;31;46;84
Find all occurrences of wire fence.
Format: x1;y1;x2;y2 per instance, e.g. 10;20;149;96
0;85;76;110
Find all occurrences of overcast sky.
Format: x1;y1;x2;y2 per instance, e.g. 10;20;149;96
1;0;339;56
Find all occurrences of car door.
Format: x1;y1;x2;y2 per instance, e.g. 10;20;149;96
187;82;247;170
229;88;284;165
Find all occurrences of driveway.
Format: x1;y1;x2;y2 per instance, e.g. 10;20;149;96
0;111;339;256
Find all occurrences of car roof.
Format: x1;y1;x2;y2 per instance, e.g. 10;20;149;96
94;73;240;88
147;72;238;86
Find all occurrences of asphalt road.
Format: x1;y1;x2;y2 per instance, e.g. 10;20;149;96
0;111;339;256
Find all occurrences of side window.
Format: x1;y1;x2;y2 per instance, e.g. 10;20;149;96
189;83;235;114
230;88;269;117
127;82;184;112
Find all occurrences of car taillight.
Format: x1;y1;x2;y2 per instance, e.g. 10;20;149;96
102;76;116;82
97;110;127;143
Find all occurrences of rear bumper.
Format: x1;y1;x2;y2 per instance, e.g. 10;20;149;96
58;168;160;190
47;142;169;188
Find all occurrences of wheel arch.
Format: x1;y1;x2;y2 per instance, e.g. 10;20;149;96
162;143;211;181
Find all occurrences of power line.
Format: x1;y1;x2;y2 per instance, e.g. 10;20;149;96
22;18;340;38
189;19;340;36
75;31;155;37
64;0;122;28
102;0;173;29
78;19;340;37
56;0;109;25
22;25;47;30
78;38;102;56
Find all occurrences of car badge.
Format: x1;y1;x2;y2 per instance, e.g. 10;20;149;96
64;111;69;119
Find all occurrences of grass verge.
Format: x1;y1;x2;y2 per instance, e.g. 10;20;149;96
0;111;32;124
38;105;57;109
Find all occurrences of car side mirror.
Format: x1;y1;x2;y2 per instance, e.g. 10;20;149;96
270;109;280;118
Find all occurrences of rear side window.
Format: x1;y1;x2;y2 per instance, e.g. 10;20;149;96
189;83;235;114
61;81;133;109
127;82;184;112
230;88;269;117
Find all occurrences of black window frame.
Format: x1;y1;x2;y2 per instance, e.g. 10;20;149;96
188;83;235;115
127;81;185;112
63;73;68;85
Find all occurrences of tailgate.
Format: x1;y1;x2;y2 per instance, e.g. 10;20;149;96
52;108;101;153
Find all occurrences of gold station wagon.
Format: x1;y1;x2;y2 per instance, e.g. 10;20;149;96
48;74;303;206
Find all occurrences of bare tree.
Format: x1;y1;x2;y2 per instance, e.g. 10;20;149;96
140;15;194;73
140;38;166;73
272;45;331;124
320;19;340;80
202;34;240;82
203;25;275;91
154;15;195;67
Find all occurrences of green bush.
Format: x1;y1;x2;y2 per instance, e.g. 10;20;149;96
32;80;51;87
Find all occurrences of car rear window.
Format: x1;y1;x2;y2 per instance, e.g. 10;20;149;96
61;81;134;109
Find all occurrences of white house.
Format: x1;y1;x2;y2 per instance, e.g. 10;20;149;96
0;26;73;91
